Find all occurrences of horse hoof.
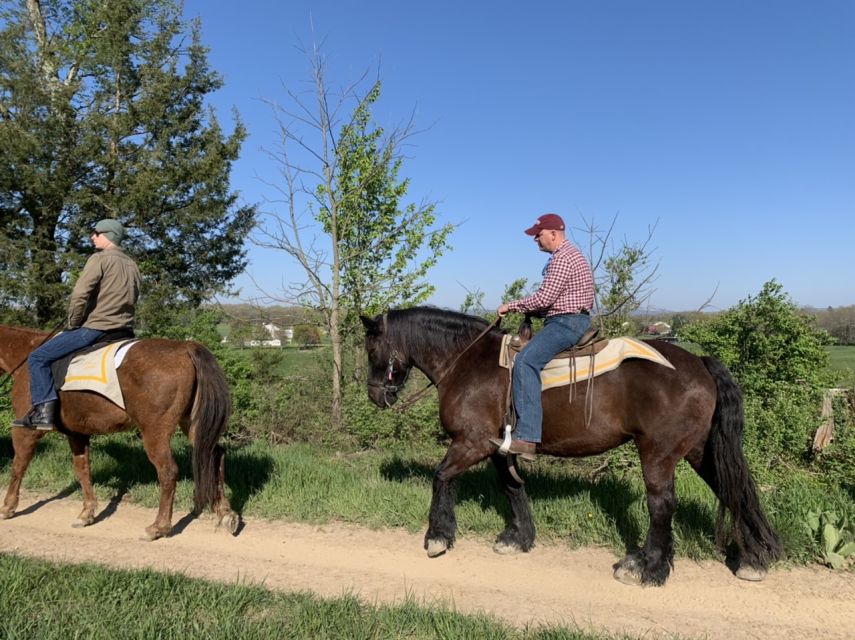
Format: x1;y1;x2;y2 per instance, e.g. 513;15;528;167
0;509;14;520
493;541;522;555
143;525;169;541
71;519;93;529
217;512;240;536
614;555;645;586
736;565;767;582
426;539;448;558
613;564;644;586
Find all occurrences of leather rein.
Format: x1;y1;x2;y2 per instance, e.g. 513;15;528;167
380;315;502;412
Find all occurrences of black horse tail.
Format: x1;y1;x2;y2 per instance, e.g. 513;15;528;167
701;355;783;570
186;342;232;513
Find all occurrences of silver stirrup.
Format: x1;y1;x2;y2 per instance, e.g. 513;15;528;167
498;423;513;455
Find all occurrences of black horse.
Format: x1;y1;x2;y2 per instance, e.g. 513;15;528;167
361;307;782;586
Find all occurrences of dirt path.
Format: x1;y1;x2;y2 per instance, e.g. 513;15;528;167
1;493;853;639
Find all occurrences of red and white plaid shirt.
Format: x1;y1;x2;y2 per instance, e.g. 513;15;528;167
508;240;594;317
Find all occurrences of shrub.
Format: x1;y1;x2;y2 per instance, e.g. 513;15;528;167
342;376;444;449
679;280;836;470
292;324;321;348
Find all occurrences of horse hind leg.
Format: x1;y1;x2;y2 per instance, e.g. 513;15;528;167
140;428;179;540
615;446;678;587
491;452;536;555
211;444;239;535
687;444;780;582
179;418;238;535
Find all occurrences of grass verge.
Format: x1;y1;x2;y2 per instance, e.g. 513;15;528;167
0;553;646;640
1;429;851;567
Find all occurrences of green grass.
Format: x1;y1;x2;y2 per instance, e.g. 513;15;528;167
828;345;855;372
0;553;638;640
1;428;850;567
229;344;329;377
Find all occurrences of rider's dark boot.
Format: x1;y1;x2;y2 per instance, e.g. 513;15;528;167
11;400;57;431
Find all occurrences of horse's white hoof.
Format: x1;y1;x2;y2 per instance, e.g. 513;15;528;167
613;564;643;586
736;565;767;582
493;541;522;555
426;539;448;557
217;512;240;536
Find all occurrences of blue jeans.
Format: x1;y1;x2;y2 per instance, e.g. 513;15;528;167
27;327;105;405
512;313;591;443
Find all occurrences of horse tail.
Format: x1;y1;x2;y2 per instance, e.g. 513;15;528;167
701;355;783;569
186;342;232;513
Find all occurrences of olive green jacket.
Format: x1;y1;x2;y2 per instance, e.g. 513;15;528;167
67;247;142;330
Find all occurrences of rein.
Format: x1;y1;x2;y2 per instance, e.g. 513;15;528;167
392;315;502;412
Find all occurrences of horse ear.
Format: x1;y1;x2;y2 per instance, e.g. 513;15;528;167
360;314;380;336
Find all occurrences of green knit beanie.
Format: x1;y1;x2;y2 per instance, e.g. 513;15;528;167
94;219;125;246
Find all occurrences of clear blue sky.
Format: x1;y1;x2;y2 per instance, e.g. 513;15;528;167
183;0;854;313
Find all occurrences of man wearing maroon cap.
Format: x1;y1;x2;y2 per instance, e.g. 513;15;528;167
490;213;595;460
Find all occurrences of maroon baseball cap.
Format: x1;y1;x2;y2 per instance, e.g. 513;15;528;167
524;213;565;236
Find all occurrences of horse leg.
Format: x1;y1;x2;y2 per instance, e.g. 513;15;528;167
615;447;678;587
491;453;536;554
686;447;778;582
140;432;178;540
178;417;238;535
424;440;486;557
212;444;239;535
0;429;44;519
67;433;97;527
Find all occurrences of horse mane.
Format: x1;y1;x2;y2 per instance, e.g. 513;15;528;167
384;307;502;354
0;324;47;337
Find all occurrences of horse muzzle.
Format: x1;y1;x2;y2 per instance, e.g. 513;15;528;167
366;381;400;408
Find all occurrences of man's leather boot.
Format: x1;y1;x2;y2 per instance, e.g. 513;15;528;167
11;400;57;431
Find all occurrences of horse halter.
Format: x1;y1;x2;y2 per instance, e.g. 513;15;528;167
367;349;411;407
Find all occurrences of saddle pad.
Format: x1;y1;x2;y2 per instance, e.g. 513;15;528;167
59;340;138;409
499;335;674;391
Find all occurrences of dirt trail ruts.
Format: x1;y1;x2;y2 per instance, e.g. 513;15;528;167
1;493;853;639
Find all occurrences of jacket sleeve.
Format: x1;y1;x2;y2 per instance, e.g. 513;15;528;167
66;255;102;328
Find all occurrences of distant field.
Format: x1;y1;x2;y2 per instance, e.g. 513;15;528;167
828;345;855;371
229;344;329;377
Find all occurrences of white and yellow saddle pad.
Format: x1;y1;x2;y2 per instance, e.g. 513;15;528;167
499;335;674;391
59;340;138;408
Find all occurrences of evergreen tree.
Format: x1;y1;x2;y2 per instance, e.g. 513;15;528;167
0;0;254;326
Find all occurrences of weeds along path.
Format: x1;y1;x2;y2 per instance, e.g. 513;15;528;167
1;493;853;640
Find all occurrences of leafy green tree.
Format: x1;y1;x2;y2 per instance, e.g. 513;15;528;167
331;83;452;323
254;46;452;428
292;323;320;348
0;0;254;327
680;280;834;467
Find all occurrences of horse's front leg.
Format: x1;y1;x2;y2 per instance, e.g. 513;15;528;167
491;453;536;554
425;438;488;557
1;428;45;519
67;433;97;527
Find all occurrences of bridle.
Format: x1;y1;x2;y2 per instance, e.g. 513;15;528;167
366;348;411;407
371;315;502;413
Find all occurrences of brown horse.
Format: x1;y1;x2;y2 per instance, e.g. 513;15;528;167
361;307;783;586
0;324;238;539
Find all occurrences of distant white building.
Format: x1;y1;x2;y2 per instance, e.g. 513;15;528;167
255;322;293;347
